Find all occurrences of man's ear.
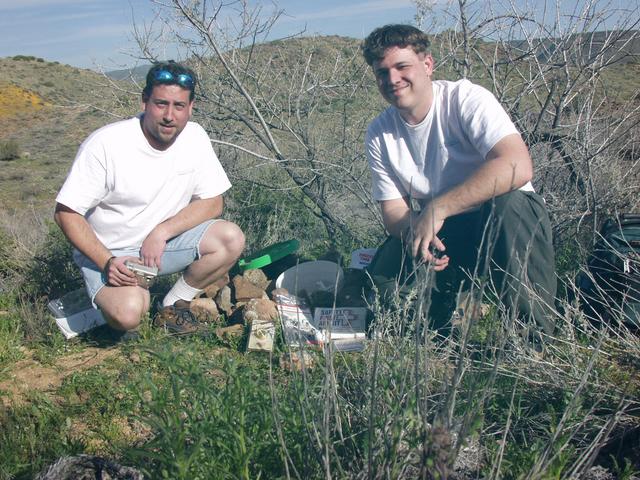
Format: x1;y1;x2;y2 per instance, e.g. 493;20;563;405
422;54;434;76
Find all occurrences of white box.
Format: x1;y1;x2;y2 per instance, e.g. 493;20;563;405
349;248;377;270
332;338;366;352
312;307;367;340
247;319;276;352
47;288;106;339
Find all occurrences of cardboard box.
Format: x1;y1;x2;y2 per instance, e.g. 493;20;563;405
48;288;106;339
312;307;367;340
350;248;377;269
247;319;275;352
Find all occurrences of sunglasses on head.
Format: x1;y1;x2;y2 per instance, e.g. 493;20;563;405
151;69;195;89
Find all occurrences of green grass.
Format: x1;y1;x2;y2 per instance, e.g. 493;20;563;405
0;291;639;478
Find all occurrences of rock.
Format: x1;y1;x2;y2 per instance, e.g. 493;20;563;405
34;454;143;480
202;273;230;299
242;298;279;324
242;268;270;290
214;323;244;340
579;466;615;480
337;269;369;307
215;285;233;317
270;287;290;300
279;350;315;371
309;290;335;308
190;297;219;323
233;275;268;301
317;250;343;265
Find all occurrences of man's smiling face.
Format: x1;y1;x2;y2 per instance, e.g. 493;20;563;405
373;46;434;125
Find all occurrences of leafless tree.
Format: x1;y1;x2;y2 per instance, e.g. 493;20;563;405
131;0;640;255
415;0;640;248
132;0;384;252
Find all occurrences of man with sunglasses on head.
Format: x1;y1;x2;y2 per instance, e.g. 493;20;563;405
54;61;245;337
362;25;557;337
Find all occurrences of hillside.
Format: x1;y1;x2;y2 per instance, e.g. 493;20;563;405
0;36;373;217
0;56;138;215
2;29;639;223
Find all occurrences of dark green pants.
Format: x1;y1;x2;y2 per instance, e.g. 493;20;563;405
367;191;557;334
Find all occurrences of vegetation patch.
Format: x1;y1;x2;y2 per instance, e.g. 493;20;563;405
0;140;20;161
0;82;50;119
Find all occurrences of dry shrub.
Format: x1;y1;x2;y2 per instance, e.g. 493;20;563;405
0;140;20;161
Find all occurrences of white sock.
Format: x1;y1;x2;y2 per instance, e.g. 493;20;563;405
162;275;203;307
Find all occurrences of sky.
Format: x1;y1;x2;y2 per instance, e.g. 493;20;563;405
0;0;417;70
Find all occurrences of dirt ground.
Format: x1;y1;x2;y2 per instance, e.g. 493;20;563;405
0;346;121;407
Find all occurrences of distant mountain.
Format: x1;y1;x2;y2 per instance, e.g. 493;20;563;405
507;29;640;65
105;64;150;82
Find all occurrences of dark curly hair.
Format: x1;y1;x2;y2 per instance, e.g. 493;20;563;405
142;61;197;102
362;24;431;66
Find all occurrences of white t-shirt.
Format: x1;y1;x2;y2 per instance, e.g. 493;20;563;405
57;116;232;249
365;79;533;202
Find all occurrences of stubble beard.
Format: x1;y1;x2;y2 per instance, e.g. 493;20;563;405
143;121;179;150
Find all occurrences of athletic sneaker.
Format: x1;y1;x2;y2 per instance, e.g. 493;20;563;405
153;300;201;335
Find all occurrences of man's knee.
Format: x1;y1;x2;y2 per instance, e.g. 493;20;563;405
480;190;524;224
480;191;557;331
201;220;245;261
95;287;148;331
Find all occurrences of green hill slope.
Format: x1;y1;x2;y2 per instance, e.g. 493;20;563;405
0;56;138;214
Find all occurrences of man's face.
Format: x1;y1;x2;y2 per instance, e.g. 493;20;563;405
372;46;434;124
141;84;193;150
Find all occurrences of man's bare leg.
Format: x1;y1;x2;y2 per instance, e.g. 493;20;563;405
185;220;245;288
161;220;245;307
95;286;150;331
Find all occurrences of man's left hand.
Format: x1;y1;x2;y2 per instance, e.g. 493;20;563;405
410;203;450;271
140;227;168;269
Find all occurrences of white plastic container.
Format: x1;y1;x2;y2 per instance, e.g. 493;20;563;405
275;260;344;297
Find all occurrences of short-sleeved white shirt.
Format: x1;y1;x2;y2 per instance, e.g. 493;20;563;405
56;116;231;249
365;79;533;202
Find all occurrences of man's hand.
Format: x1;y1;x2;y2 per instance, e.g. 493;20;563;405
380;197;450;271
140;226;168;269
103;256;138;287
409;203;450;271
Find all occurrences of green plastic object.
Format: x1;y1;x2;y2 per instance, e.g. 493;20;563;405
238;239;300;271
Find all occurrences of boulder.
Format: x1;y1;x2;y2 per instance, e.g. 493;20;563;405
279;350;315;372
202;273;230;299
233;275;268;301
214;323;244;341
242;268;270;291
242;298;279;323
215;285;233;317
190;297;219;323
